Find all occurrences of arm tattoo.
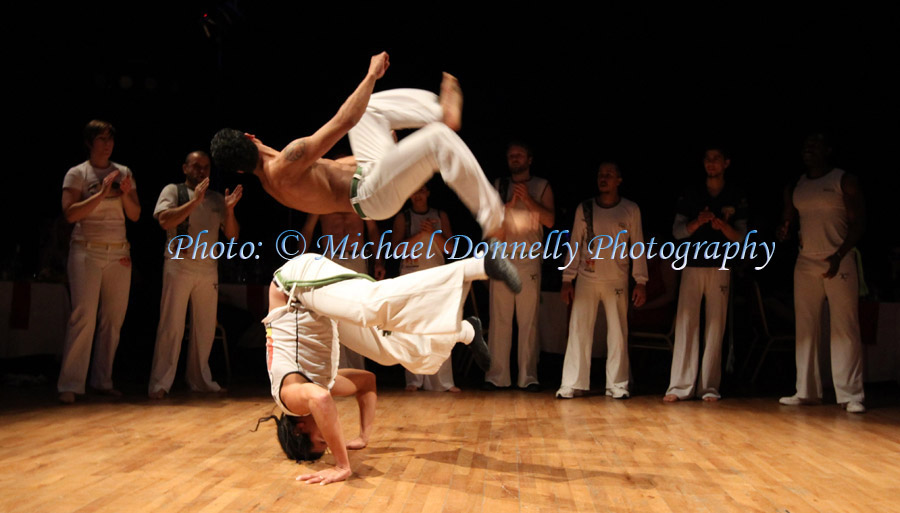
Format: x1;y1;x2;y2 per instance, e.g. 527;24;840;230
284;139;307;162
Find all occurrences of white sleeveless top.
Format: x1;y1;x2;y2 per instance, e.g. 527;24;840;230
793;168;848;257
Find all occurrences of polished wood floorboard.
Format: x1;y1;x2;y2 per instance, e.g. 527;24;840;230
1;389;898;513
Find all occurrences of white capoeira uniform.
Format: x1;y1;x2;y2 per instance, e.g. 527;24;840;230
485;177;549;388
667;183;748;400
330;249;369;370
560;198;648;398
58;161;134;394
399;207;456;391
264;253;478;415
347;89;504;236
791;168;864;404
148;184;227;395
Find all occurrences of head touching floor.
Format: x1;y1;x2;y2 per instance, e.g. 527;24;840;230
211;128;259;175
254;413;325;462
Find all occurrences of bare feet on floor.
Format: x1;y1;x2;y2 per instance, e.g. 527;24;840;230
405;385;419;392
58;392;75;404
448;386;461;393
148;389;166;400
663;394;680;403
95;388;123;397
703;396;719;402
440;72;463;131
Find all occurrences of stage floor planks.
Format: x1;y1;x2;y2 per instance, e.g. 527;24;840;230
1;388;899;513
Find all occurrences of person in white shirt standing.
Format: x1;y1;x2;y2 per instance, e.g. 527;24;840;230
58;120;141;404
148;151;242;399
557;162;648;399
484;142;555;391
777;133;866;413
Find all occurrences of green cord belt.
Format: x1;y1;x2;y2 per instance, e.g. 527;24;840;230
275;270;375;290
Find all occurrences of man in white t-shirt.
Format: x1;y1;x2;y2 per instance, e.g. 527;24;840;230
58;120;141;404
557;162;648;399
148;151;242;399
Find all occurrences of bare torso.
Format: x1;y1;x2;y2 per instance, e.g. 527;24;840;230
319;212;367;245
260;157;357;214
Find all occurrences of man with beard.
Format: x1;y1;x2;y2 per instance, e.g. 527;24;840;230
483;141;555;391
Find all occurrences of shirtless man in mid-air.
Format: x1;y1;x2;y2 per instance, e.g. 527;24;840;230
211;51;505;239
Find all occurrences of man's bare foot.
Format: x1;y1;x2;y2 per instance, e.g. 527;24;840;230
346;437;368;450
148;389;166;400
663;394;680;403
405;385;419;392
448;386;461;393
95;388;123;398
702;396;719;402
440;72;463;131
58;392;75;404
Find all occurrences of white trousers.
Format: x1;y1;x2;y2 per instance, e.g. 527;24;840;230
148;262;222;394
58;243;131;394
276;254;472;336
486;260;541;387
792;254;865;403
339;323;463;377
337;256;368;370
398;263;456;391
348;89;504;235
560;278;630;396
667;267;730;399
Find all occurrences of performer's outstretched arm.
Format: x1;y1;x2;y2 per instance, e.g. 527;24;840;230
278;52;390;171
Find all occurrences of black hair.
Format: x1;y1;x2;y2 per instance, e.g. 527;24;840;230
253;414;325;462
702;144;730;161
211;128;259;175
84;120;116;147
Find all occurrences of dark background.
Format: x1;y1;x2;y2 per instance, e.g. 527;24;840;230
3;3;898;391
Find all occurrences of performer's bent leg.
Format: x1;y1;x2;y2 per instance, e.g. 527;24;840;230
354;122;504;236
349;89;443;167
277;254;478;335
336;321;470;375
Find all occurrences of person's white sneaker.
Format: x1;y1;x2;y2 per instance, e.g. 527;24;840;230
556;386;574;399
608;389;630;400
845;401;866;414
779;395;820;406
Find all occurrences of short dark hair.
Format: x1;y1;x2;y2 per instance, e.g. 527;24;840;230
703;144;730;161
211;128;259;175
254;414;325;462
507;140;533;157
598;161;622;177
84;120;116;147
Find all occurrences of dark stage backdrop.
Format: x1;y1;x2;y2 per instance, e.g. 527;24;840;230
4;5;898;379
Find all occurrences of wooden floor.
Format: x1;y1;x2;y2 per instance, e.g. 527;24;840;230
1;388;899;513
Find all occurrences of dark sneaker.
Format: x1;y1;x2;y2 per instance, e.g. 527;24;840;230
465;316;491;372
483;239;522;293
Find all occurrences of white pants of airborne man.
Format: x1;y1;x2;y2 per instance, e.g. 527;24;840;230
667;267;730;400
348;89;504;236
560;278;630;397
792;253;865;403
